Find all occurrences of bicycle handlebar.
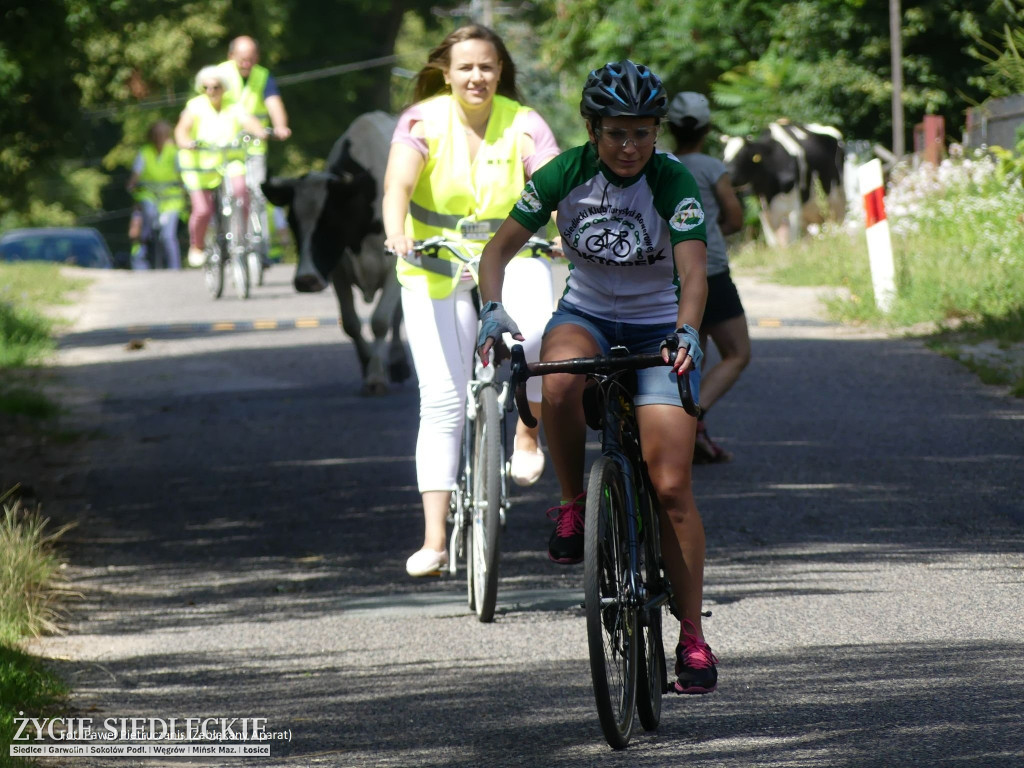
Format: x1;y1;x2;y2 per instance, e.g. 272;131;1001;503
508;344;700;426
189;132;280;151
386;235;556;262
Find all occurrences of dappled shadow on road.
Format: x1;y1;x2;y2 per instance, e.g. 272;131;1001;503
42;639;1024;767
39;334;1022;636
27;331;1024;765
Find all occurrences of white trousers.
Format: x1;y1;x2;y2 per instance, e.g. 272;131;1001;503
402;256;554;493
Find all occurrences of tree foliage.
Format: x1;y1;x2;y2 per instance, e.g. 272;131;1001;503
538;0;1023;148
3;0;1024;233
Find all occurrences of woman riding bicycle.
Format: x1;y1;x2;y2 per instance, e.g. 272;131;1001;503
175;65;267;269
381;24;560;578
477;60;717;694
126;120;185;270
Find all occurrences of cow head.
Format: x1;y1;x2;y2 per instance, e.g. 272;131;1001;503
262;144;381;293
723;135;799;202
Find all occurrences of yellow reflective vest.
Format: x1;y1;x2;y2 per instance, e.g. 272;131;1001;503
177;95;247;191
398;94;535;299
219;61;270;156
134;144;185;214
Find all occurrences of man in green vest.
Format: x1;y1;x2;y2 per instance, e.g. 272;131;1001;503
219;35;290;266
126;120;185;269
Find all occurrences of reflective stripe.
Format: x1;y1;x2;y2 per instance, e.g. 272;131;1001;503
408;200;462;229
407;202;504;238
401;252;461;277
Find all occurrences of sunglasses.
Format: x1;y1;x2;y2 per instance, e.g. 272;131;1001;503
596;126;659;150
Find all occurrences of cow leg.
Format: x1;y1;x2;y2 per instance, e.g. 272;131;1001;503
827;184;847;224
767;190;801;246
362;286;398;397
376;269;410;383
331;271;374;379
758;201;779;248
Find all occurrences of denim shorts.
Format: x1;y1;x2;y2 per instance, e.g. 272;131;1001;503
544;300;701;408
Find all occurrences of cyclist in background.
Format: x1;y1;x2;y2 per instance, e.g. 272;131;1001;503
126;120;185;270
477;61;717;694
667;92;748;464
174;66;267;268
382;24;560;578
220;36;290;267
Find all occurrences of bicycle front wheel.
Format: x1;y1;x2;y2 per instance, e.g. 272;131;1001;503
204;221;225;299
471;385;502;622
636;488;665;732
247;251;263;289
585;455;638;749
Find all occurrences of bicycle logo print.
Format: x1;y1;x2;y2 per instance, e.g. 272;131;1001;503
584;227;633;258
573;216;638;260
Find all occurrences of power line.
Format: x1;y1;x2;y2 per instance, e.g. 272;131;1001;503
83;52;418;121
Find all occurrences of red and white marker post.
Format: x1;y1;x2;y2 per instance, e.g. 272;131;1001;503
857;158;897;312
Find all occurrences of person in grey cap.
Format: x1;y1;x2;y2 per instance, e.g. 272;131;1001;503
667;91;748;464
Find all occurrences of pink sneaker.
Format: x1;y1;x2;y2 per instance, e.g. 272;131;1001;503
673;619;718;694
546;493;585;564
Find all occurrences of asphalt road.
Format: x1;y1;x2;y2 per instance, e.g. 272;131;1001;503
22;264;1024;767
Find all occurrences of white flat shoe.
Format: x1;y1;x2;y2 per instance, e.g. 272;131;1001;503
405;548;448;577
187;247;206;268
510;437;545;487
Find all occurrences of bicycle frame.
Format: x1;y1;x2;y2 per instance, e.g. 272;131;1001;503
513;348;685;619
508;343;699;690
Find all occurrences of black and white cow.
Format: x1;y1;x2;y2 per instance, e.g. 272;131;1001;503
723;121;847;246
262;111;410;395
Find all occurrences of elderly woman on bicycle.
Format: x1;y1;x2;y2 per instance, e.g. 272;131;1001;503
477;60;718;694
175;65;267;268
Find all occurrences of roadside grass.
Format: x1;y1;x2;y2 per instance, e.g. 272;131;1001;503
0;494;72;768
0;492;72;647
731;152;1024;396
1;263;84;415
0;264;83;767
0;644;67;768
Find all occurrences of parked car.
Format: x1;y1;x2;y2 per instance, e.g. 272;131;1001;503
0;227;114;269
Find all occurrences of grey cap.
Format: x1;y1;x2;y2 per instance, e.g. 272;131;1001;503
667;91;710;128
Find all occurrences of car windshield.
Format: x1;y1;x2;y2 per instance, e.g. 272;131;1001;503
1;233;110;268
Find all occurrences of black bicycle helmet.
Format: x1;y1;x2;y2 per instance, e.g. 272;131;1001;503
579;60;668;120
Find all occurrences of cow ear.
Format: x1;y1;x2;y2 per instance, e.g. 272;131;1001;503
261;177;296;207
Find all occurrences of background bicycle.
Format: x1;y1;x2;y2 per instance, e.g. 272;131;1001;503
509;342;699;748
195;137;260;300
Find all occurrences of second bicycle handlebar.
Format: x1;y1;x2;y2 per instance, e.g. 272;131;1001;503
508;344;701;426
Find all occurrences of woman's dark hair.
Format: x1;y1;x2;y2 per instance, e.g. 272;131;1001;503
412;24;521;103
668;121;711;152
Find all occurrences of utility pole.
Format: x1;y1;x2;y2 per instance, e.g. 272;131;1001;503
890;0;905;158
471;0;494;26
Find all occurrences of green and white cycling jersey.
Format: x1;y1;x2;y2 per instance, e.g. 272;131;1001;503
510;142;707;325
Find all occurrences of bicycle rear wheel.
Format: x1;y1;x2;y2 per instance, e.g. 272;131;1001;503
584;455;637;749
636;488;665;732
228;205;250;300
471;386;502;622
